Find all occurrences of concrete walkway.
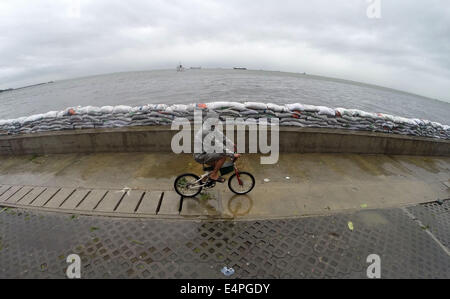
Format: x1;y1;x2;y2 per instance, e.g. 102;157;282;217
0;202;449;278
1;152;449;279
0;153;448;219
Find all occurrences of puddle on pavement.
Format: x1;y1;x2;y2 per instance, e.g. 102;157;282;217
399;156;442;174
224;194;254;217
1;153;449;195
349;154;393;176
181;191;222;217
356;211;390;227
134;153;203;179
383;155;415;176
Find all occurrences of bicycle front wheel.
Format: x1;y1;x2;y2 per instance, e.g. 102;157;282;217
228;172;255;195
174;173;202;197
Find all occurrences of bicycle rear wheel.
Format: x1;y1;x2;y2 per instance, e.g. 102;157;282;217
174;173;203;197
228;172;255;195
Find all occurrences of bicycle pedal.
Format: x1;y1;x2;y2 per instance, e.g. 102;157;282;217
204;181;216;189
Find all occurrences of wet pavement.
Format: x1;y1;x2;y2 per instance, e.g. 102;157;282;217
0;153;449;219
0;200;449;279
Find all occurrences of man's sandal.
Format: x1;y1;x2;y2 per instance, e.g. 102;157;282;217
208;176;226;183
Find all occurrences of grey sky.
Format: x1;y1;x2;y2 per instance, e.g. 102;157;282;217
1;0;449;102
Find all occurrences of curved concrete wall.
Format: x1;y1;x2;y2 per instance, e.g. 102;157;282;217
0;126;449;156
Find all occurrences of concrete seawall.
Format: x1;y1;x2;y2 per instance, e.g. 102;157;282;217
0;126;449;156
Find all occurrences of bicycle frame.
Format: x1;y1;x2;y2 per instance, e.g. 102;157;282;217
187;143;243;190
234;162;243;186
187;173;210;190
187;158;243;191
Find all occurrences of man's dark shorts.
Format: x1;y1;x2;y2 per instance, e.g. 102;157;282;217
194;153;227;165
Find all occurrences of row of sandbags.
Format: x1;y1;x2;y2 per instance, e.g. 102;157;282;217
0;102;449;139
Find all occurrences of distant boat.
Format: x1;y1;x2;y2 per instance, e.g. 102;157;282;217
190;67;202;70
176;63;185;72
233;67;247;70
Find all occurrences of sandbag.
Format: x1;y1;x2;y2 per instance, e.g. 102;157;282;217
113;105;132;114
206;101;246;111
267;103;286;112
286;103;305;111
0;101;448;140
317;106;335;116
244;102;267;110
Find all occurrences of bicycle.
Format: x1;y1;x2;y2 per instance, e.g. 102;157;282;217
174;155;255;197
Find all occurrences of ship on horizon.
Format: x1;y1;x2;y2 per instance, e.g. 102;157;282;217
176;63;185;72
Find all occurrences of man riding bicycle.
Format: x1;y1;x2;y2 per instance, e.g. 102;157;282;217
193;113;240;183
174;110;255;197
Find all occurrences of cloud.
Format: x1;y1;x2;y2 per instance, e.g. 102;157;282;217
0;0;449;102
